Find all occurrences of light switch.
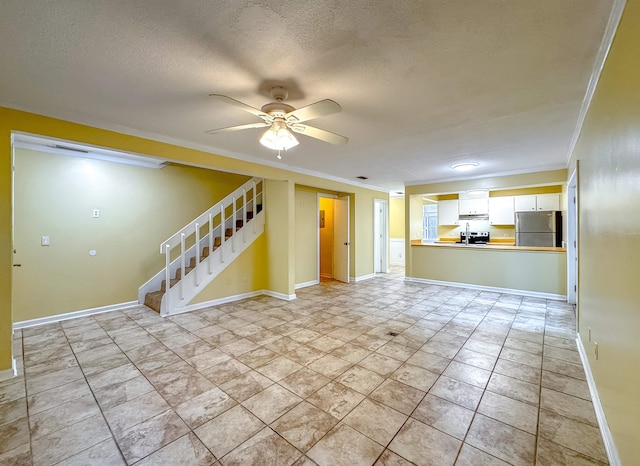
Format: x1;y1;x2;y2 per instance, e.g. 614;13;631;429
41;236;50;246
92;209;100;218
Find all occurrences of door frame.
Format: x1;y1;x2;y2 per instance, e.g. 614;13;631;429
373;198;389;273
317;193;337;282
567;165;579;311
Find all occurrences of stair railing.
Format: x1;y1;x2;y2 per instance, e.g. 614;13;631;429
159;178;263;302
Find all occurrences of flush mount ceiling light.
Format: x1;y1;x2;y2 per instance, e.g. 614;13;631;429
451;162;479;171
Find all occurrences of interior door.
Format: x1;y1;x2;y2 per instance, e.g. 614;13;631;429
333;196;350;283
374;202;381;273
373;199;388;273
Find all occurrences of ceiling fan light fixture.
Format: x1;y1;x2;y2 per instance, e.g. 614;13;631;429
450;162;479;171
259;121;299;151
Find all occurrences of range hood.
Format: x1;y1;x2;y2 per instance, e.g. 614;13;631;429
459;213;489;220
457;190;489;220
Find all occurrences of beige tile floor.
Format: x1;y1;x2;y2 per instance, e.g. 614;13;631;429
0;269;609;465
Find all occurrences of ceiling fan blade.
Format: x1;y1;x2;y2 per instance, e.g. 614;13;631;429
209;94;271;122
290;124;349;145
205;122;270;134
285;99;342;123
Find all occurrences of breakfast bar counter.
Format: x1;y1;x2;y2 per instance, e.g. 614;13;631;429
408;239;567;299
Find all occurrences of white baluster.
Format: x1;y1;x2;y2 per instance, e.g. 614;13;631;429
180;233;185;300
232;196;236;253
164;244;171;310
220;204;225;263
195;223;200;287
252;180;257;233
242;188;247;243
208;213;213;274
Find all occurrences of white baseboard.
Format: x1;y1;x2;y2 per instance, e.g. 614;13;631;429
576;334;621;466
0;359;17;383
13;301;139;330
405;277;566;301
351;273;376;283
169;290;266;315
295;280;319;290
263;290;297;301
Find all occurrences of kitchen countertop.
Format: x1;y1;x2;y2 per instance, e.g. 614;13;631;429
410;239;566;252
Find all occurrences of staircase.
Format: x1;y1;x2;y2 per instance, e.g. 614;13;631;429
138;178;264;316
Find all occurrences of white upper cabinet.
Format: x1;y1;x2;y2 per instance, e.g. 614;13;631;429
458;198;488;215
438;199;459;225
536;193;561;211
489;196;515;225
515;193;560;212
514;193;561;212
514;195;537;211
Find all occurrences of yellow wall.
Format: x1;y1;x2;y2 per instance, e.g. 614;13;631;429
12;148;249;321
405;169;567;196
0;107;385;370
294;186;319;285
389;197;405;239
412;246;566;295
319;196;334;277
265;180;295;297
568;1;640;461
190;235;267;303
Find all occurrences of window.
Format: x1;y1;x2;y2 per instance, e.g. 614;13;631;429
422;204;438;241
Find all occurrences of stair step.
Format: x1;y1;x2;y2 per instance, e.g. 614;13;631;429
161;278;180;292
225;228;233;238
247;211;254;220
175;266;194;280
236;219;244;229
214;237;222;248
144;290;164;313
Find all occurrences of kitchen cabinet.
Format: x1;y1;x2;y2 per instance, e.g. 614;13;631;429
438;199;459;225
536;193;561;211
458;198;488;215
515;194;560;212
489;196;515;225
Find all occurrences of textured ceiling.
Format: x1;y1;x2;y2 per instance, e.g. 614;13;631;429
0;0;614;192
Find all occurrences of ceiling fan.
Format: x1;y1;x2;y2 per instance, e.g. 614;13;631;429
206;86;348;154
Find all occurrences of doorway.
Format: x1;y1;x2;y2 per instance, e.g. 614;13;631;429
318;194;350;283
567;166;579;309
373;198;389;273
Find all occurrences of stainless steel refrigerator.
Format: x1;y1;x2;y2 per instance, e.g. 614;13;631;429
515;211;562;247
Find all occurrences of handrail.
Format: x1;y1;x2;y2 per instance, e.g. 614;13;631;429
159;177;262;253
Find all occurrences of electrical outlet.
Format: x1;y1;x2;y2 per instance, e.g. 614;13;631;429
41;236;50;246
92;209;100;218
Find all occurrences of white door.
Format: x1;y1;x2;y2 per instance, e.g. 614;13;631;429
567;169;578;306
373;199;388;273
333;196;350;283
